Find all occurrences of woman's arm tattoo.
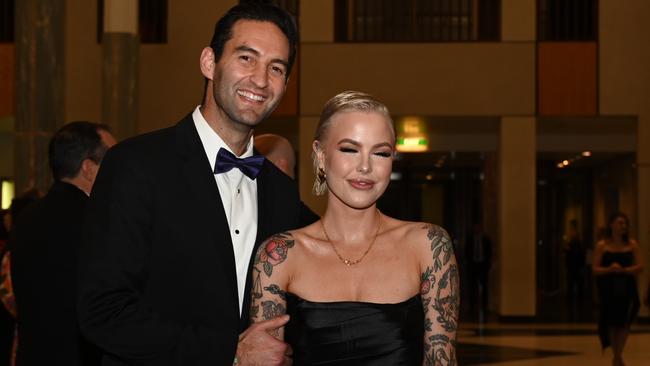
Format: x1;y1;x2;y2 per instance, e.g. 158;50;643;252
421;225;459;365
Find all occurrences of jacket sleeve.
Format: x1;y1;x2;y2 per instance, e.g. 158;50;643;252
77;146;236;366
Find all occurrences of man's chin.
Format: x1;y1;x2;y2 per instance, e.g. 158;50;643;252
237;109;274;126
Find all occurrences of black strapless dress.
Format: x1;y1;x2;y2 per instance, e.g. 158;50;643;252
284;292;424;365
596;251;640;348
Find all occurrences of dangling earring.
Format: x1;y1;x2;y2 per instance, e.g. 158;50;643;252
313;167;327;195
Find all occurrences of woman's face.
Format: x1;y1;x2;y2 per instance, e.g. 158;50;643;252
610;216;628;238
315;110;395;210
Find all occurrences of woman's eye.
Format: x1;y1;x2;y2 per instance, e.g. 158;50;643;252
339;147;357;153
375;151;392;158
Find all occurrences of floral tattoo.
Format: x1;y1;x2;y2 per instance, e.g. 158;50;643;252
421;225;459;366
250;233;294;325
255;232;295;277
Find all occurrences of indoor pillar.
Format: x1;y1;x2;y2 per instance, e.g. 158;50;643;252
102;0;138;140
14;0;65;194
498;116;536;317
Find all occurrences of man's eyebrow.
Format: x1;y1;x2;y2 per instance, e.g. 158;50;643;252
234;45;288;69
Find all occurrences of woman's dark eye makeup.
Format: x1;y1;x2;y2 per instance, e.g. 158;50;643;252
339;146;357;153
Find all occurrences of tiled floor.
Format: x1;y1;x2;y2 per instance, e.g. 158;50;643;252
457;323;650;365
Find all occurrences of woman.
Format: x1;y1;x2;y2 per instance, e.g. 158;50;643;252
250;91;459;365
593;212;643;366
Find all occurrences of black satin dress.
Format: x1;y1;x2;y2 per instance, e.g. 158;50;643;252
596;251;640;349
284;292;424;365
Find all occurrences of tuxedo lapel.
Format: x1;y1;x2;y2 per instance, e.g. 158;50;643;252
175;116;239;309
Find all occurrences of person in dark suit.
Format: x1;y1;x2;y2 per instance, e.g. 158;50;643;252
10;121;116;366
78;4;307;366
465;222;493;315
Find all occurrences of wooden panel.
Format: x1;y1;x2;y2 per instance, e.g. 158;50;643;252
0;44;14;118
271;52;299;116
538;42;597;116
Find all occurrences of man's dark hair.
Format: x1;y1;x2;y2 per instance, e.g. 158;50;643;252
209;2;298;80
48;121;111;181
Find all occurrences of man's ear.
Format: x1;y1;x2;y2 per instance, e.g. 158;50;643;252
200;47;215;80
80;159;98;182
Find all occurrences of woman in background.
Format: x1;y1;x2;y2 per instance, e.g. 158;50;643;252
249;91;459;365
593;212;643;366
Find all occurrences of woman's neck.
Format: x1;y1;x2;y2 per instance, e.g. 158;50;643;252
321;201;380;243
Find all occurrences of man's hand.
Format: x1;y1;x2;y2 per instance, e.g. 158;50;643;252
236;315;292;366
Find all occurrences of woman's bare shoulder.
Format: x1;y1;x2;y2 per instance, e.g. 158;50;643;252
382;217;450;247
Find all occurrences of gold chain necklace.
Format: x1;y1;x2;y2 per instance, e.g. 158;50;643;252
321;211;381;266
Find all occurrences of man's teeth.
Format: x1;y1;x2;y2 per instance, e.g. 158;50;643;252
237;90;265;102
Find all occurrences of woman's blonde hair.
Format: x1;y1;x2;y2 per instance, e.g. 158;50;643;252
312;91;394;195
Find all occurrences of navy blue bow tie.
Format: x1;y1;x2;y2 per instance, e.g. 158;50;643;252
214;148;265;179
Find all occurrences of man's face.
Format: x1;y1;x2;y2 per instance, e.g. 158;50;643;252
211;20;290;130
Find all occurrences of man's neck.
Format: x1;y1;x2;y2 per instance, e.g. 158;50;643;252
199;105;254;156
60;177;90;196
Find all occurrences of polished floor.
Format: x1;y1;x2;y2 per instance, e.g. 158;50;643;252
457;322;650;365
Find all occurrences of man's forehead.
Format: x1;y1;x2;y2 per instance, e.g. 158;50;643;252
228;19;289;49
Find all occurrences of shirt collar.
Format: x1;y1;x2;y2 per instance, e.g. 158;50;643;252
192;106;255;170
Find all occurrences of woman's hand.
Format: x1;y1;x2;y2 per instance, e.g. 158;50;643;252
609;262;623;273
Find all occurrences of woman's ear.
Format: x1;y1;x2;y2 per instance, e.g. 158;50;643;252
312;140;324;168
200;47;215;80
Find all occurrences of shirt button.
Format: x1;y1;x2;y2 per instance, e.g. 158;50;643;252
237;189;241;194
235;229;240;234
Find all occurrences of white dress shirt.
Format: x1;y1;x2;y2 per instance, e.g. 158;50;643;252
192;106;258;315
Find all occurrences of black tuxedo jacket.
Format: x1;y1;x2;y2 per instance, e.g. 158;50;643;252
78;115;306;366
11;181;101;366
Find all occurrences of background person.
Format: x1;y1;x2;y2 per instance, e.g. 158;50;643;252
592;212;643;366
255;133;319;224
10;122;115;366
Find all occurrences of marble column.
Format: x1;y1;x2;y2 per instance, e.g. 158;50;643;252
14;0;65;194
102;0;138;140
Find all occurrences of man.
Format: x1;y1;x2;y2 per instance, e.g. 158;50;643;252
10;122;116;365
78;4;306;366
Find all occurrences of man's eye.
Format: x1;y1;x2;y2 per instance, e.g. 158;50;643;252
239;55;251;62
271;66;285;76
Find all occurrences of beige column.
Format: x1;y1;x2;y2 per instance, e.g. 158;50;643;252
102;0;139;140
298;0;335;216
501;0;536;41
498;116;536;317
300;0;334;42
14;0;65;194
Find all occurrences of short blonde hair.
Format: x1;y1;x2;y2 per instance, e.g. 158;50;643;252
312;91;394;195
